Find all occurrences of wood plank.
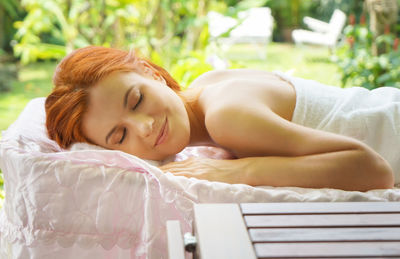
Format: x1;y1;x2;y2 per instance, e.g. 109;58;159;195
244;213;400;228
254;242;400;258
193;204;257;259
249;227;400;242
166;220;185;259
240;202;400;215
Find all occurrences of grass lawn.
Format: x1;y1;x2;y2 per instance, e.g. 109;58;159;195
223;42;342;86
0;61;55;133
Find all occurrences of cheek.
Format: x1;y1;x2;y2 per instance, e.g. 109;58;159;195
172;99;189;128
157;90;184;113
123;136;150;157
169;92;186;111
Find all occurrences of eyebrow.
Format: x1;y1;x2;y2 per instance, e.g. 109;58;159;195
105;86;134;144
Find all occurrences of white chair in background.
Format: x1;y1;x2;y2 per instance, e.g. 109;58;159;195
207;7;274;64
292;9;347;48
208;7;273;44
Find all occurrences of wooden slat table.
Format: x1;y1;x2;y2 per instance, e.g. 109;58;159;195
167;202;400;259
242;202;400;258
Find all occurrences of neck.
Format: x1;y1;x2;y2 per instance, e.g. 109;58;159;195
179;88;213;146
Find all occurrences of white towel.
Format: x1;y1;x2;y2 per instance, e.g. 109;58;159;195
275;71;400;184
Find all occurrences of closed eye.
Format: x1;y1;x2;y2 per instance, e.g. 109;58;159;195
132;92;143;110
119;128;127;144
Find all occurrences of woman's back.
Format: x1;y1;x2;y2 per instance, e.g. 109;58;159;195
190;69;296;122
190;69;400;183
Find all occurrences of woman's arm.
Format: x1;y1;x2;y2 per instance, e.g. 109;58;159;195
242;149;393;191
161;101;394;191
205;101;367;158
159;148;393;191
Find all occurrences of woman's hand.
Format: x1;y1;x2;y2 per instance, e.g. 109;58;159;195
159;157;248;184
159;151;394;191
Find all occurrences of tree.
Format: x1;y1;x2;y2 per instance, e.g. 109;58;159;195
13;0;140;63
0;0;24;53
365;0;398;55
13;0;215;64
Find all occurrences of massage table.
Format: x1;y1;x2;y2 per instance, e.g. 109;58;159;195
168;202;400;258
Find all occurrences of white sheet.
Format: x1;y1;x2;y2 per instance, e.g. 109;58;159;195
1;98;399;259
275;71;400;183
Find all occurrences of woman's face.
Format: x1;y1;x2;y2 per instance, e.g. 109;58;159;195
82;69;190;160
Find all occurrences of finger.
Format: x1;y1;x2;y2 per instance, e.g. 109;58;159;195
159;165;188;172
159;158;198;170
159;164;186;171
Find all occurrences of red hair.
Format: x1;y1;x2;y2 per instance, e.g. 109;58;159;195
45;45;181;148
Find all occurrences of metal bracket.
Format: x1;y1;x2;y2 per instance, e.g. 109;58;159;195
183;232;197;252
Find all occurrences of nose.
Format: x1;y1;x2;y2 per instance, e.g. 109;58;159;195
129;113;155;138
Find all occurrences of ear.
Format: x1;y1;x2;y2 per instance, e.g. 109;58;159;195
138;60;166;84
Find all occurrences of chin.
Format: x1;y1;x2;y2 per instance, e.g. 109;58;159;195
151;120;190;161
161;134;189;160
167;139;188;156
172;142;187;155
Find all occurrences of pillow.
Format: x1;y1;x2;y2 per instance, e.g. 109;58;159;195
1;98;399;259
0;98;197;258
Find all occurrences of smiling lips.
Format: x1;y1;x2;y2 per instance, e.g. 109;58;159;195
155;118;168;146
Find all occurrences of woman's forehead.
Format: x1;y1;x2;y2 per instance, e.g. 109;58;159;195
96;71;139;88
82;86;123;145
84;74;130;121
89;72;140;102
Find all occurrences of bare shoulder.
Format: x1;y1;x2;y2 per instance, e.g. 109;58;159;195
203;100;273;157
193;70;297;157
196;69;296;124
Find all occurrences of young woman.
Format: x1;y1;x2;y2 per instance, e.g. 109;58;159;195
45;46;396;191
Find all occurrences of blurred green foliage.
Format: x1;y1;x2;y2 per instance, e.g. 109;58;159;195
5;0;376;87
11;0;274;87
12;0;211;86
0;0;24;92
0;172;3;209
0;0;24;52
13;0;138;63
335;22;400;89
0;57;18;92
0;62;55;130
